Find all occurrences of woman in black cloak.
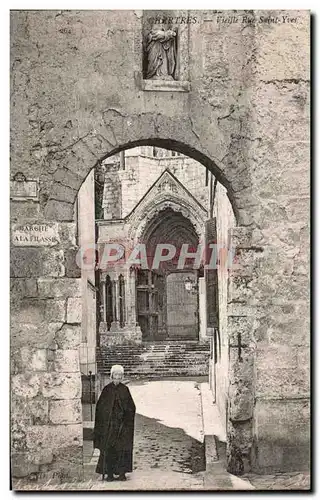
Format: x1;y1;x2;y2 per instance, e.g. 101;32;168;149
93;365;136;482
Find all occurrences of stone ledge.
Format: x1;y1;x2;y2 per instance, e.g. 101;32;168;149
140;79;191;93
200;383;226;467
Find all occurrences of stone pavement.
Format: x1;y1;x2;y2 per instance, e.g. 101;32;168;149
242;471;311;490
12;379;310;491
84;380;206;480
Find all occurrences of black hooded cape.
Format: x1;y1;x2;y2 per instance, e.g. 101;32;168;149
93;382;136;474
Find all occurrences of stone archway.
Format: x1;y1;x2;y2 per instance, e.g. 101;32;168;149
40;112;252;226
12;112;261;481
46;120;257;476
10;9;310;485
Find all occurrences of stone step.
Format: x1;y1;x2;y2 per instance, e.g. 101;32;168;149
96;342;210;378
98;364;209;369
98;345;210;349
99;362;208;366
98;367;208;374
97;351;210;356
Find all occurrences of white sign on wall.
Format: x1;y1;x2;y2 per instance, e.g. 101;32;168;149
11;223;60;247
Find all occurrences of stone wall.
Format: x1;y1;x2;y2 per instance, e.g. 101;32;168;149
115;148;208;218
77;170;96;375
10;9;310;480
11;223;83;481
212;182;236;432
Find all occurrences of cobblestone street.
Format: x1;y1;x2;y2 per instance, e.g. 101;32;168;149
242;472;311;490
130;380;205;474
12;379;311;491
82;379;206;488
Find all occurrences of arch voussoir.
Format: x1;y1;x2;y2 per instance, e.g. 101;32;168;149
41;112;253;225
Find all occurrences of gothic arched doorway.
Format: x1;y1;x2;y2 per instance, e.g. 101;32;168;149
136;208;202;341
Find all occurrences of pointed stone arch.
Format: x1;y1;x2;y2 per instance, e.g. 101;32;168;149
41;111;252;225
126;170;208;243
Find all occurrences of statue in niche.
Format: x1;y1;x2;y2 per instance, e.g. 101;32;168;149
145;29;177;80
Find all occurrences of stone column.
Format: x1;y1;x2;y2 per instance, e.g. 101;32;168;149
114;278;120;324
100;268;142;345
226;227;263;475
198;277;207;342
110;277;121;331
126;267;137;327
102;279;106;323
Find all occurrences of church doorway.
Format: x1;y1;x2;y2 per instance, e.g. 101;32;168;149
75;142;237;479
136;206;202;342
166;270;198;340
136;268;200;341
136;269;165;341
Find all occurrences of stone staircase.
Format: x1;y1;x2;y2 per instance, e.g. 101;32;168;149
96;341;210;380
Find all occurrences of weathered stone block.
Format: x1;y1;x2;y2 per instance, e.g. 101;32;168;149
44;299;66;323
230;248;264;278
67;297;82;323
49;399;82;424
12;374;40;398
256;305;310;345
255;11;309;81
227;419;253;475
53;349;80;373
37;278;81;299
41;372;81;400
256;344;296;370
228;385;254;421
10;397;50;426
254;274;309;303
10;200;40;220
11;248;65;278
11;396;31;425
64;248;81;278
32;449;54;466
256;367;309;399
228;419;252;452
44;200;75;222
50;182;77;205
228;316;255;346
57;222;77;247
11;453;40;478
11;421;28;452
256;345;309;399
38;445;83;483
253;398;310;472
26;424;82;452
228;275;254;304
11;322;63;349
228;227;253;248
29;399;49;425
297;346;310;367
54;324;81;349
11;298;44;324
53;168;83;192
229;347;255;385
14;347;47;372
227;303;256;317
10;278;38;298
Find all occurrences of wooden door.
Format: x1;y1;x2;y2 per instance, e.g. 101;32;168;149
136;270;165;341
166;271;199;340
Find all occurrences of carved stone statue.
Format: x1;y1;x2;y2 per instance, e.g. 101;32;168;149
145;29;177;80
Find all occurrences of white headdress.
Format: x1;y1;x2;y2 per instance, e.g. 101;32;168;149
110;365;124;378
